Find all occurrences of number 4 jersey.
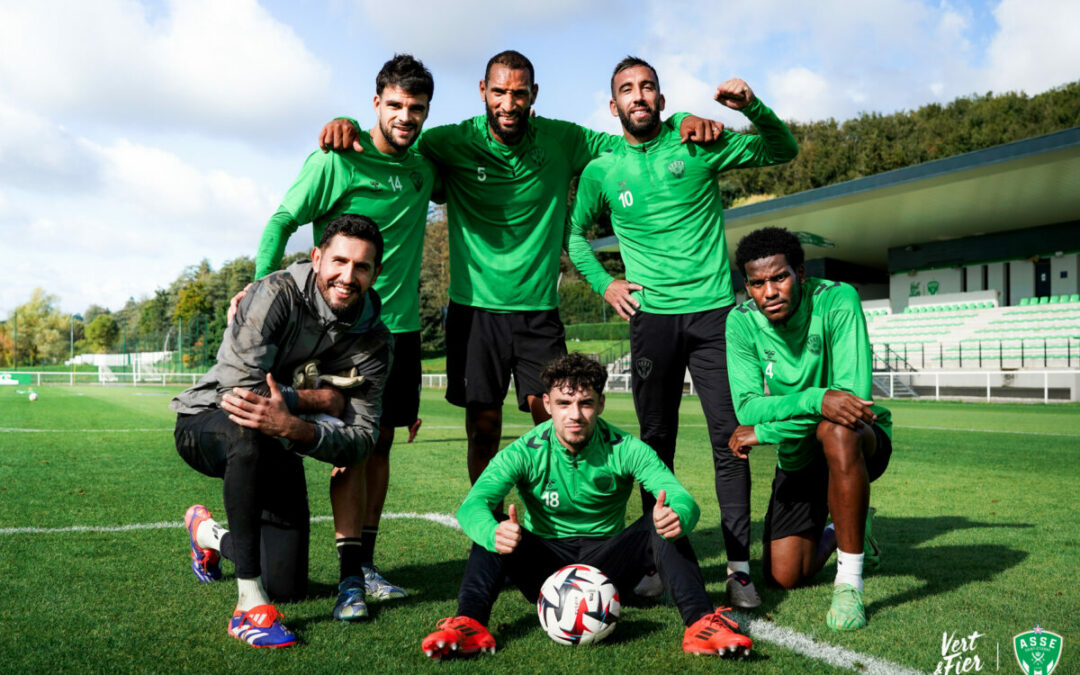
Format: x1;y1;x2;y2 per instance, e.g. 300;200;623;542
254;131;439;334
725;277;892;471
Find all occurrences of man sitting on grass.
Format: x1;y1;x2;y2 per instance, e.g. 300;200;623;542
725;226;892;631
420;353;753;660
171;214;390;648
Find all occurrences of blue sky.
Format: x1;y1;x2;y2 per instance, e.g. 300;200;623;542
1;0;1078;315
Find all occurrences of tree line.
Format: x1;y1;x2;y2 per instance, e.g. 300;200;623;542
2;81;1077;368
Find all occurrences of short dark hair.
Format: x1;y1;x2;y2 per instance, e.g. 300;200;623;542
610;56;659;95
319;214;384;268
484;50;534;86
734;227;805;276
540;352;608;396
375;53;434;100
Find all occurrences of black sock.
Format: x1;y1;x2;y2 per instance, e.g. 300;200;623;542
336;537;365;582
359;526;378;566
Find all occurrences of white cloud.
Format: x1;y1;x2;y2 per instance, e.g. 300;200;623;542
0;0;331;141
984;0;1080;95
0;132;278;314
767;67;835;123
0;103;102;191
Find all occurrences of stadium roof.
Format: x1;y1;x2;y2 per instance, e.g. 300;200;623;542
591;126;1080;269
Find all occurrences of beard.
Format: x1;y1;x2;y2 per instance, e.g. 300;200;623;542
377;118;418;153
485;102;530;144
316;275;363;320
616;102;662;139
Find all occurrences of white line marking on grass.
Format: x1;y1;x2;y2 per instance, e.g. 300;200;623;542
747;620;921;675
5;511;914;673
0;427;173;433
895;424;1080;437
0;511;461;535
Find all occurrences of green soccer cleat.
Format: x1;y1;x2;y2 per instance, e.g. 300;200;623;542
864;507;881;571
826;584;867;632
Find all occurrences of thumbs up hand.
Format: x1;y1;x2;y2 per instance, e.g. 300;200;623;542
652;489;682;540
494;504;523;554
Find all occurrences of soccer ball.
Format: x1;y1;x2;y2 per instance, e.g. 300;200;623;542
537;564;620;645
28;392;38;402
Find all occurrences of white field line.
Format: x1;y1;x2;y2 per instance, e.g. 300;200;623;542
0;511;460;535
4;511;916;674
3;423;1078;438
746;619;922;675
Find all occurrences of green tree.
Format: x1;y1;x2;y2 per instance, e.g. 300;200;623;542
10;288;69;366
85;314;120;353
418;206;449;353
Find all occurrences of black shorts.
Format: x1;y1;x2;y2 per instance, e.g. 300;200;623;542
764;424;892;542
379;331;421;428
444;301;566;412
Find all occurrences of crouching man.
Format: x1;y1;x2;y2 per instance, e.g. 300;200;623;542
726;227;892;631
421;353;752;660
171;214;390;647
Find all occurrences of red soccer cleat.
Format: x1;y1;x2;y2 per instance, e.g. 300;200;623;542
421;616;496;660
683;607;753;657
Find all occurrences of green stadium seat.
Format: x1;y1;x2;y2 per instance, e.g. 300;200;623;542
1019;297;1030;306
1070;294;1079;303
1039;296;1050;305
1050;295;1061;304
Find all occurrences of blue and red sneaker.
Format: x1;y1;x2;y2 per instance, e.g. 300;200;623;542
228;604;298;648
183;504;222;583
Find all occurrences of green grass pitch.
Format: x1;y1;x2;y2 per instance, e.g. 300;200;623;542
1;385;1077;673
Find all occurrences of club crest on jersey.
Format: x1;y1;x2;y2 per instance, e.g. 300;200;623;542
593;475;614;492
409;171;424;191
1014;626;1063;675
635;358;653;380
667;160;685;178
807;334;823;355
369;180;381;189
528;147;546;167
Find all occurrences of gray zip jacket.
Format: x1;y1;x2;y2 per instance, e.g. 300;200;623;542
170;260;391;467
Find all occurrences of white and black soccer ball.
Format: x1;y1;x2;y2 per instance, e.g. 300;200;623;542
28;392;38;402
537;563;620;645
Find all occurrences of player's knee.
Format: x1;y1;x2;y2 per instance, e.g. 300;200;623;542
816;419;857;444
764;562;802;590
226;427;267;464
372;429;394;459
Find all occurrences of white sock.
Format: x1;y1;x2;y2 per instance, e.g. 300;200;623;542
835;549;864;591
727;560;750;576
196;518;226;551
236;577;270;612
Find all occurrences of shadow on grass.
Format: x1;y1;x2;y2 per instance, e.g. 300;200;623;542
692;515;1031;616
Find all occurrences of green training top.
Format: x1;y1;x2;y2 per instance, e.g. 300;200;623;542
725;277;892;471
457;418;700;553
417;115;620;312
254;131;438;333
568;98;798;314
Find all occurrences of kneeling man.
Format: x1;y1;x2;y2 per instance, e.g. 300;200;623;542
421;353;752;659
726;227;892;631
171;214;390;647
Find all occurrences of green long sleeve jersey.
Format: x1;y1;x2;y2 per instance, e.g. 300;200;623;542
254;132;438;333
416;116;620;311
457;418;700;553
568;99;798;314
725;277;892;471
